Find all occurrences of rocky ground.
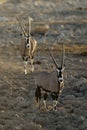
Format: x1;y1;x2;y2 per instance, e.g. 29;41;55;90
0;0;87;130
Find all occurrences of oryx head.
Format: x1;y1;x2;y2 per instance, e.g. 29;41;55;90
16;16;33;48
48;43;65;83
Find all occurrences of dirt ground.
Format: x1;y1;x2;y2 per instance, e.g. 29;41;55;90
0;0;87;130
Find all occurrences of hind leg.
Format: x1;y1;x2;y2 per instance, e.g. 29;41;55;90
35;87;41;108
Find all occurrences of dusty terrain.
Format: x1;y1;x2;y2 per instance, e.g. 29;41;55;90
0;0;87;130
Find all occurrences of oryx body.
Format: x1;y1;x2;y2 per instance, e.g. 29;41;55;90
35;44;65;110
17;16;37;74
36;71;62;93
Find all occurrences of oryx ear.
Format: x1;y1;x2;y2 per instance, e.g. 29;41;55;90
29;17;33;22
20;33;22;36
62;66;65;71
56;69;60;73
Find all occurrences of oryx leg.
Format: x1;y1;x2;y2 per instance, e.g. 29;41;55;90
60;82;64;94
22;56;28;74
30;58;34;72
51;93;58;111
43;93;48;109
23;61;28;74
35;86;41;108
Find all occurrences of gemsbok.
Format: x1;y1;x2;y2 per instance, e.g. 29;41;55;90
35;44;65;110
17;16;37;74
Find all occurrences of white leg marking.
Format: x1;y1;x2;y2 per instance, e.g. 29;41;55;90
53;100;57;110
24;61;28;74
24;69;27;75
31;59;34;72
43;100;47;109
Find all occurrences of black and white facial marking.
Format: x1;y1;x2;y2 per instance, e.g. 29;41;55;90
24;36;30;48
56;67;64;94
56;67;64;83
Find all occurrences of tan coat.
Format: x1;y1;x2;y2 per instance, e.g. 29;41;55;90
20;36;37;58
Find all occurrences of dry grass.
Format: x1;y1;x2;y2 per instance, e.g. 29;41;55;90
0;43;87;56
0;0;6;3
1;18;87;27
49;19;87;25
77;45;87;56
65;44;87;55
39;43;87;55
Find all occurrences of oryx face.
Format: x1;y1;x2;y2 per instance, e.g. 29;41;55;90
24;36;30;48
48;45;65;84
56;67;64;83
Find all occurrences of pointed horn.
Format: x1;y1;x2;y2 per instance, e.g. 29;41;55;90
48;47;59;68
28;17;31;37
16;16;27;37
28;17;33;37
61;43;65;67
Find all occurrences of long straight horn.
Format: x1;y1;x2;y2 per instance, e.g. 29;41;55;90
28;17;31;37
61;43;65;67
48;48;59;68
16;16;27;37
28;17;33;37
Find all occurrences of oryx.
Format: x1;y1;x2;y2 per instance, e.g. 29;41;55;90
17;16;37;74
35;43;65;110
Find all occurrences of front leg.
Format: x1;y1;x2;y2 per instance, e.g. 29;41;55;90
51;93;58;111
22;55;28;74
30;58;34;72
53;100;58;111
43;93;48;110
23;61;28;74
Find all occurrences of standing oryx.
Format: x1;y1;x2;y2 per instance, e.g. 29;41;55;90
17;16;37;74
35;43;65;110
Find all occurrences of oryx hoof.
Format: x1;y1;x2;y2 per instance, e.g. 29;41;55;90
35;99;40;109
53;106;57;111
40;106;48;112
